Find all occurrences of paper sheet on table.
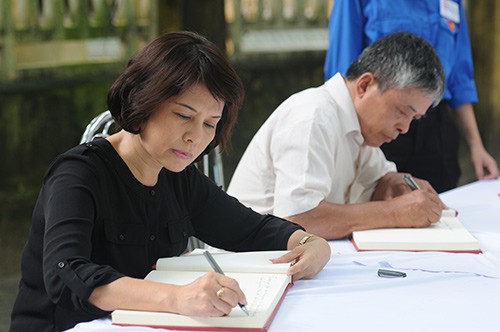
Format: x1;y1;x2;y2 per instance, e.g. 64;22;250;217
329;237;500;278
350;250;500;278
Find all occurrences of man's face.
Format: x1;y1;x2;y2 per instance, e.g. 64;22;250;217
354;74;434;147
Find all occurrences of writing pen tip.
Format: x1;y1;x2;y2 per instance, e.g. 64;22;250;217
240;304;250;316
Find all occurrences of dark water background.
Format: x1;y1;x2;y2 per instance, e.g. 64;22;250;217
0;194;33;331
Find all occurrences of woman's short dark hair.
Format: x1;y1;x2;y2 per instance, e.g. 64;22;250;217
107;31;244;157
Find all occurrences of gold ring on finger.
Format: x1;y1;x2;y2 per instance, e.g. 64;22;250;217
216;287;225;299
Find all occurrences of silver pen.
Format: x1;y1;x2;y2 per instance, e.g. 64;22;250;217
378;268;407;278
203;251;250;316
403;174;420;191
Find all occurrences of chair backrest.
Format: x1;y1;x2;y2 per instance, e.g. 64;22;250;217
80;110;115;144
80;110;226;251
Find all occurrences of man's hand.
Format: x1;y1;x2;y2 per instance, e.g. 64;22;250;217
372;172;446;208
388;189;444;228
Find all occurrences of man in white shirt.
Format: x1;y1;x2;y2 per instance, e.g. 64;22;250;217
228;32;447;240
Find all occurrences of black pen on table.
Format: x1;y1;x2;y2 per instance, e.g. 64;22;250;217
403;174;420;191
203;250;250;316
377;268;407;278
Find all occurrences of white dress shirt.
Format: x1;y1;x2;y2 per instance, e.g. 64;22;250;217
228;73;396;217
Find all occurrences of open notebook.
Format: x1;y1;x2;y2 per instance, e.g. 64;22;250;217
112;250;292;331
352;209;481;253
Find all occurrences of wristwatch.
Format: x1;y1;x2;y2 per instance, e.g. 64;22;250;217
298;234;313;246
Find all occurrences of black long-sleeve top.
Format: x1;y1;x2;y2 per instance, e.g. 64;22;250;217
10;138;302;331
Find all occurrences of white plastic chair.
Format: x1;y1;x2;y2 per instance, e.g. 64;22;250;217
80;110;115;144
80;110;224;251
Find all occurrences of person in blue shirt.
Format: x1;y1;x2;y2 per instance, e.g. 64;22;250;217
324;0;498;193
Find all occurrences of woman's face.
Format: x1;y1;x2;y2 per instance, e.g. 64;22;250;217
139;83;224;172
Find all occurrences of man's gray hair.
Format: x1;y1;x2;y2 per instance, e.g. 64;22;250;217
345;32;445;105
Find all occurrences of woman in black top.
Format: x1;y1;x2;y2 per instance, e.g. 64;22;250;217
10;31;331;331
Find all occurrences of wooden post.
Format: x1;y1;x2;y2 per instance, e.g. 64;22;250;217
179;0;226;51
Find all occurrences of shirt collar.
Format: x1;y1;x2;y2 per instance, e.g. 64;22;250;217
324;73;365;146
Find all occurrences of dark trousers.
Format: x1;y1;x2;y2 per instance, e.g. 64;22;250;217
380;101;461;193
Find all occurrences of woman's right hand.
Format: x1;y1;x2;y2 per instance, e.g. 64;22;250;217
89;272;246;317
170;271;247;317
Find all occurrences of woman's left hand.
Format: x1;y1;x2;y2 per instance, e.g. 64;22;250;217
270;231;331;280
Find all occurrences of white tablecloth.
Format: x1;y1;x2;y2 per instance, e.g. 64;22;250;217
67;179;500;332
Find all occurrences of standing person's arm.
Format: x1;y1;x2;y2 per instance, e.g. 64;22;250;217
455;103;499;179
448;3;499;180
324;0;365;80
